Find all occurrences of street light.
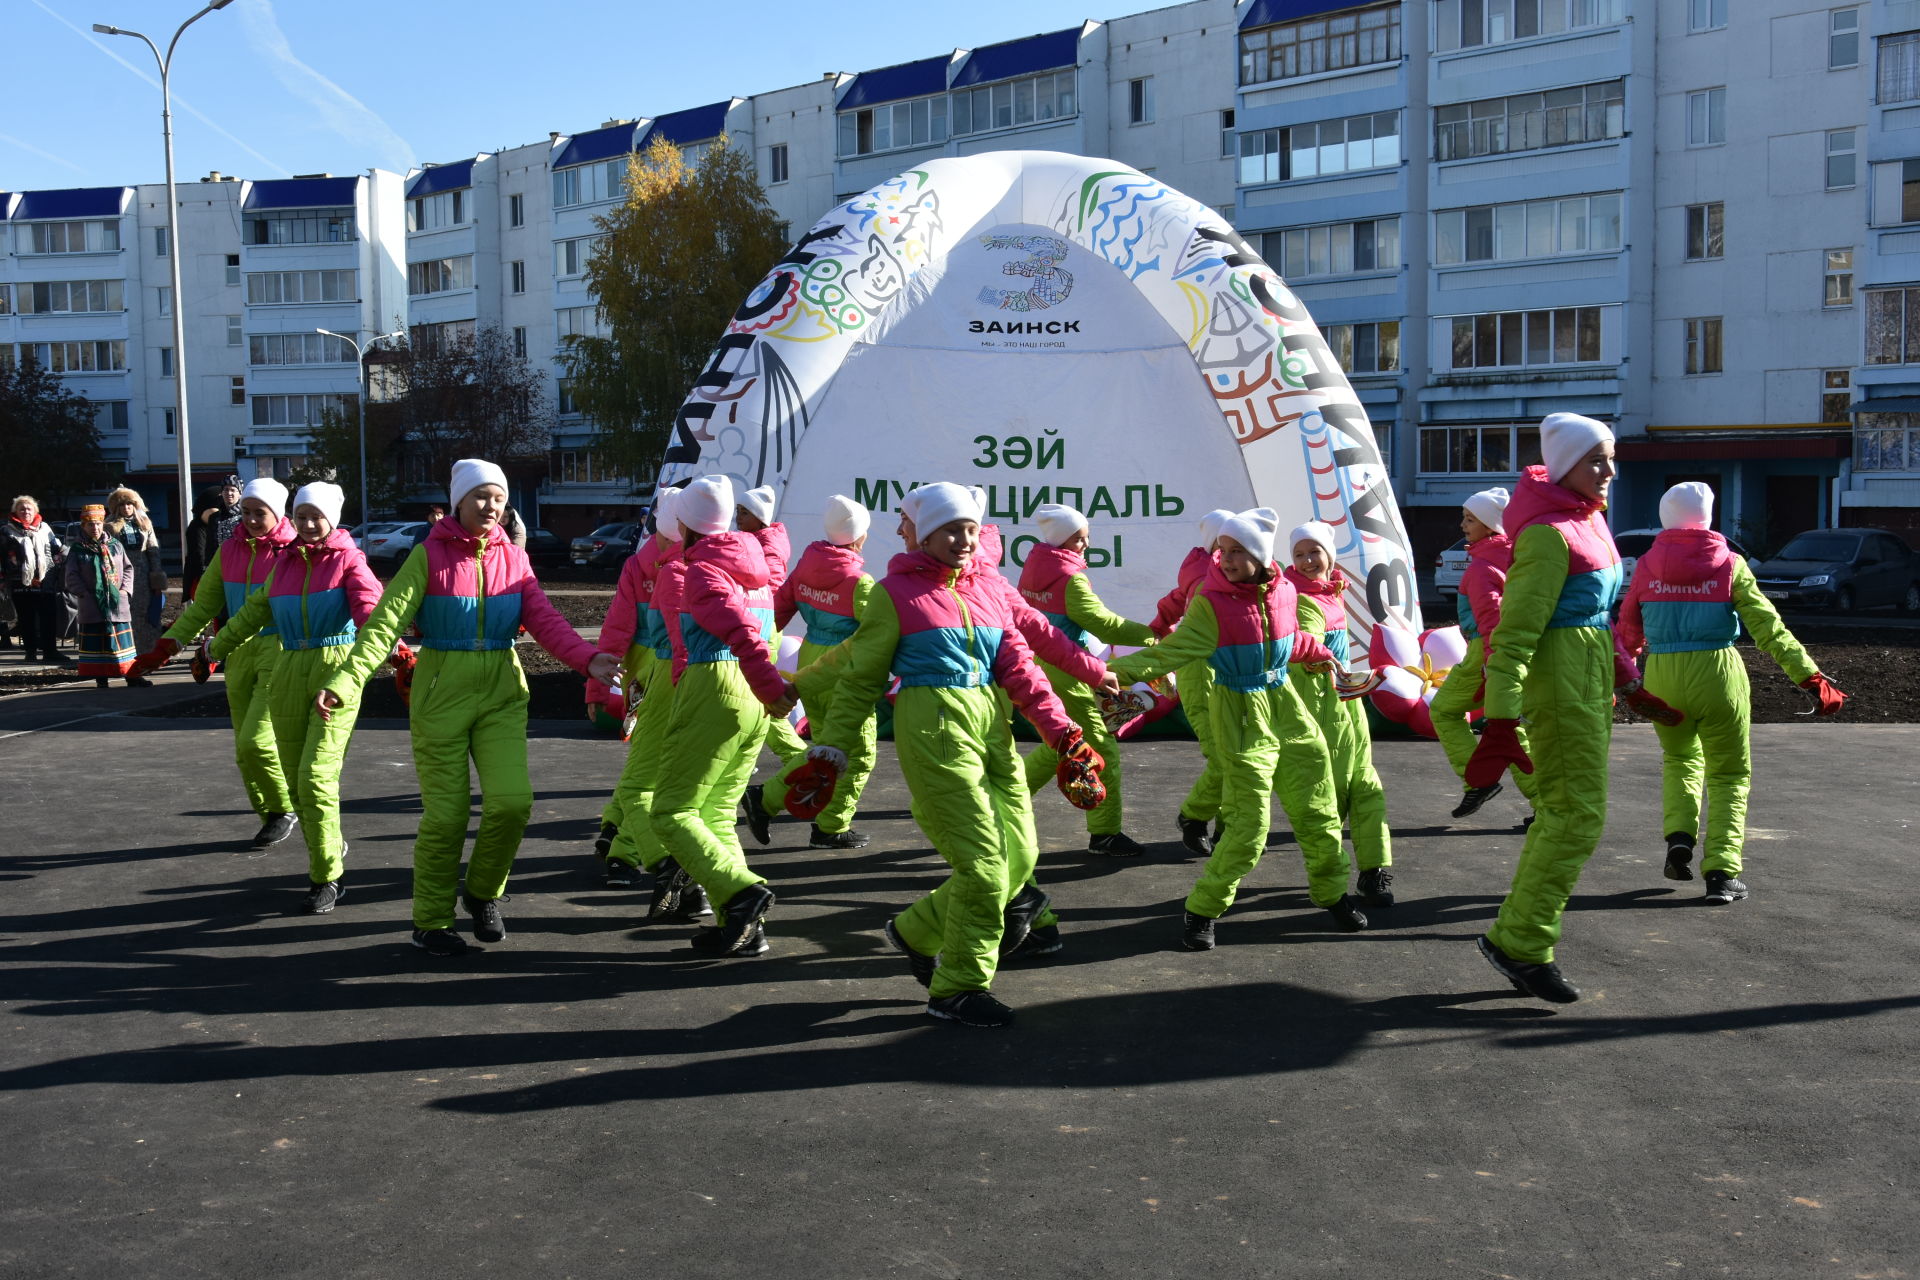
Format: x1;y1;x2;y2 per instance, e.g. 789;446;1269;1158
94;0;236;572
317;327;403;528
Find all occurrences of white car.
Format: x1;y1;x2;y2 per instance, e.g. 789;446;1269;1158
364;522;430;567
353;521;406;552
1434;538;1470;604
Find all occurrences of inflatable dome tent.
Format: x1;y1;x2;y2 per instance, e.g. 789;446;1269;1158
657;149;1422;663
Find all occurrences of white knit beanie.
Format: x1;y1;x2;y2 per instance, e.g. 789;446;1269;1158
1034;503;1088;548
449;458;509;509
823;494;870;546
900;482;982;540
1288;520;1338;563
1463;486;1511;534
1538;413;1613;484
292;481;344;528
653;486;682;542
240;477;288;520
738;485;777;526
1219;506;1280;567
1659;481;1715;530
676;474;734;537
1198;508;1234;547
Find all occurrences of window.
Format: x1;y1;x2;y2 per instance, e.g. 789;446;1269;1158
509;193;525;228
1826;249;1855;307
407;188;466;232
1447;306;1605;369
245;210;355;245
158;347;175;377
246;269;359;305
0;285;9;315
153;226;170;257
510;260;526;294
406;256;475;296
163;409;175;436
227;315;243;346
949;71;1075;138
767;143;789;185
248;332;352;366
840;93;951;155
1855;413;1920;469
1866;287;1920;362
512;326;527;359
407;320;473;354
1418;423;1546;475
557;378;579;416
1870;158;1920;224
1240;111;1401;184
22;341;125;372
1827;129;1858;189
1434;81;1625;161
554;236;600;277
1129;77;1155;125
1684;317;1724;374
12;280;125;314
1878;31;1920;103
1831;8;1861;69
552;158;628;208
1266;218;1401;278
229;376;246;407
251;393;356;427
1435;0;1622;51
1320;321;1401;374
553;449;620;485
1686;88;1726;146
92;401;129;432
1685;203;1724;260
225;254;241;286
25;220;120;254
1238;4;1401;84
1220;109;1236;158
155;287;172;316
1433;195;1621;264
556;305;607;342
1823;370;1853;422
1688;0;1727;32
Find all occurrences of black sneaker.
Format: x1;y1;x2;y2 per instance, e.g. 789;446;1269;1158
884;917;937;988
1325;895;1369;933
927;990;1015;1028
604;859;639;889
739;784;772;846
691;921;769;957
711;883;774;955
411;928;470;957
810;825;870;849
999;884;1052;956
252;812;297;849
1176;813;1213;857
1452;783;1503;819
1664;832;1696;882
591;820;619;859
301;879;343;915
1477;934;1581;1003
1356;867;1395;907
676;882;713;919
464;893;507;943
1088;832;1146;857
646;858;687;918
1519;813;1536;832
1703;870;1749;905
1009;923;1063;959
1182;910;1217;951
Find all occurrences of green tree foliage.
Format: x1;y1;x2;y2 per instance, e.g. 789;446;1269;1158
286;403;404;523
563;136;788;484
0;358;107;506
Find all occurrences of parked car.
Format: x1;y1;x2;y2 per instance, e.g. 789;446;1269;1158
1434;537;1470;604
525;528;568;567
570;522;641;569
1749;528;1920;613
353;521;407;552
363;521;430;568
1433;528;1751;616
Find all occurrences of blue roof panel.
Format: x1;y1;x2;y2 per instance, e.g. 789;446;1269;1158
245;177;359;210
1240;0;1377;29
640;101;731;149
553;121;643;171
407;159;477;198
951;28;1080;89
839;57;951;111
12;187;131;220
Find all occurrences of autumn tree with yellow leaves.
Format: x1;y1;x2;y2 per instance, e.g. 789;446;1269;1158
563;136;789;487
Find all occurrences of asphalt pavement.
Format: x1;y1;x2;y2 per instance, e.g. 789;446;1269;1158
1;686;1914;1278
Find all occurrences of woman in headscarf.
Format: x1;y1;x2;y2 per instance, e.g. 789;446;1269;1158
106;486;168;652
64;504;148;688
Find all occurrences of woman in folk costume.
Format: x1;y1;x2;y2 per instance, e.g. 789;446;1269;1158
65;504;145;688
317;460;619;956
105;486;168;652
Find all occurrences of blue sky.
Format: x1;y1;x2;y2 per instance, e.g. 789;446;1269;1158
2;0;1115;193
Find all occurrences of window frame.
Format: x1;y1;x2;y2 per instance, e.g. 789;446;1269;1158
838;91;953;156
1825;248;1855;308
767;143;790;185
1443;305;1609;371
1827;128;1859;190
1688;0;1728;34
1854;411;1920;471
509;260;526;295
1264;217;1402;280
1822;368;1853;423
1686;87;1727;147
1433;80;1626;163
1129;76;1155;125
1238;3;1402;86
1877;30;1920;104
1319;320;1403;374
1684;202;1725;261
1434;0;1624;53
1416;422;1547;477
1433;193;1622;265
509;193;525;228
1683;315;1724;375
1830;7;1862;70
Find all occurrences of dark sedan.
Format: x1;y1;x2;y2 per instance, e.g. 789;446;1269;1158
525;528;568;567
569;522;641;569
1749;528;1920;613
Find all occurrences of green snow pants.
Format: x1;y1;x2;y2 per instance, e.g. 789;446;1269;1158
606;654;678;870
598;648;654;862
649;660;768;912
224;635;293;819
267;644;362;884
1022;665;1124;835
1295;667;1392;871
1177;659;1222;822
763;638;878;834
1432;637;1538;803
1646;647;1752;874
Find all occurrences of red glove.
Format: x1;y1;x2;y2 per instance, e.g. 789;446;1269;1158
1054;729;1108;811
129;637;179;677
782;751;842;821
1619;681;1683;726
1799;672;1847;716
190;638;216;683
1466;718;1533;789
391;643;417;707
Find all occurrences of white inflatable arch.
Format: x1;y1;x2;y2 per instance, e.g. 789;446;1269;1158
659;149;1421;658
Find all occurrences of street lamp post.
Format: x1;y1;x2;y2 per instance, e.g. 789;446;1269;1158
317;328;403;528
94;0;236;572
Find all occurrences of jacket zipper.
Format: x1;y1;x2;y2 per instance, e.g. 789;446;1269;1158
942;570;980;681
299;548;316;642
475;541;487;648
